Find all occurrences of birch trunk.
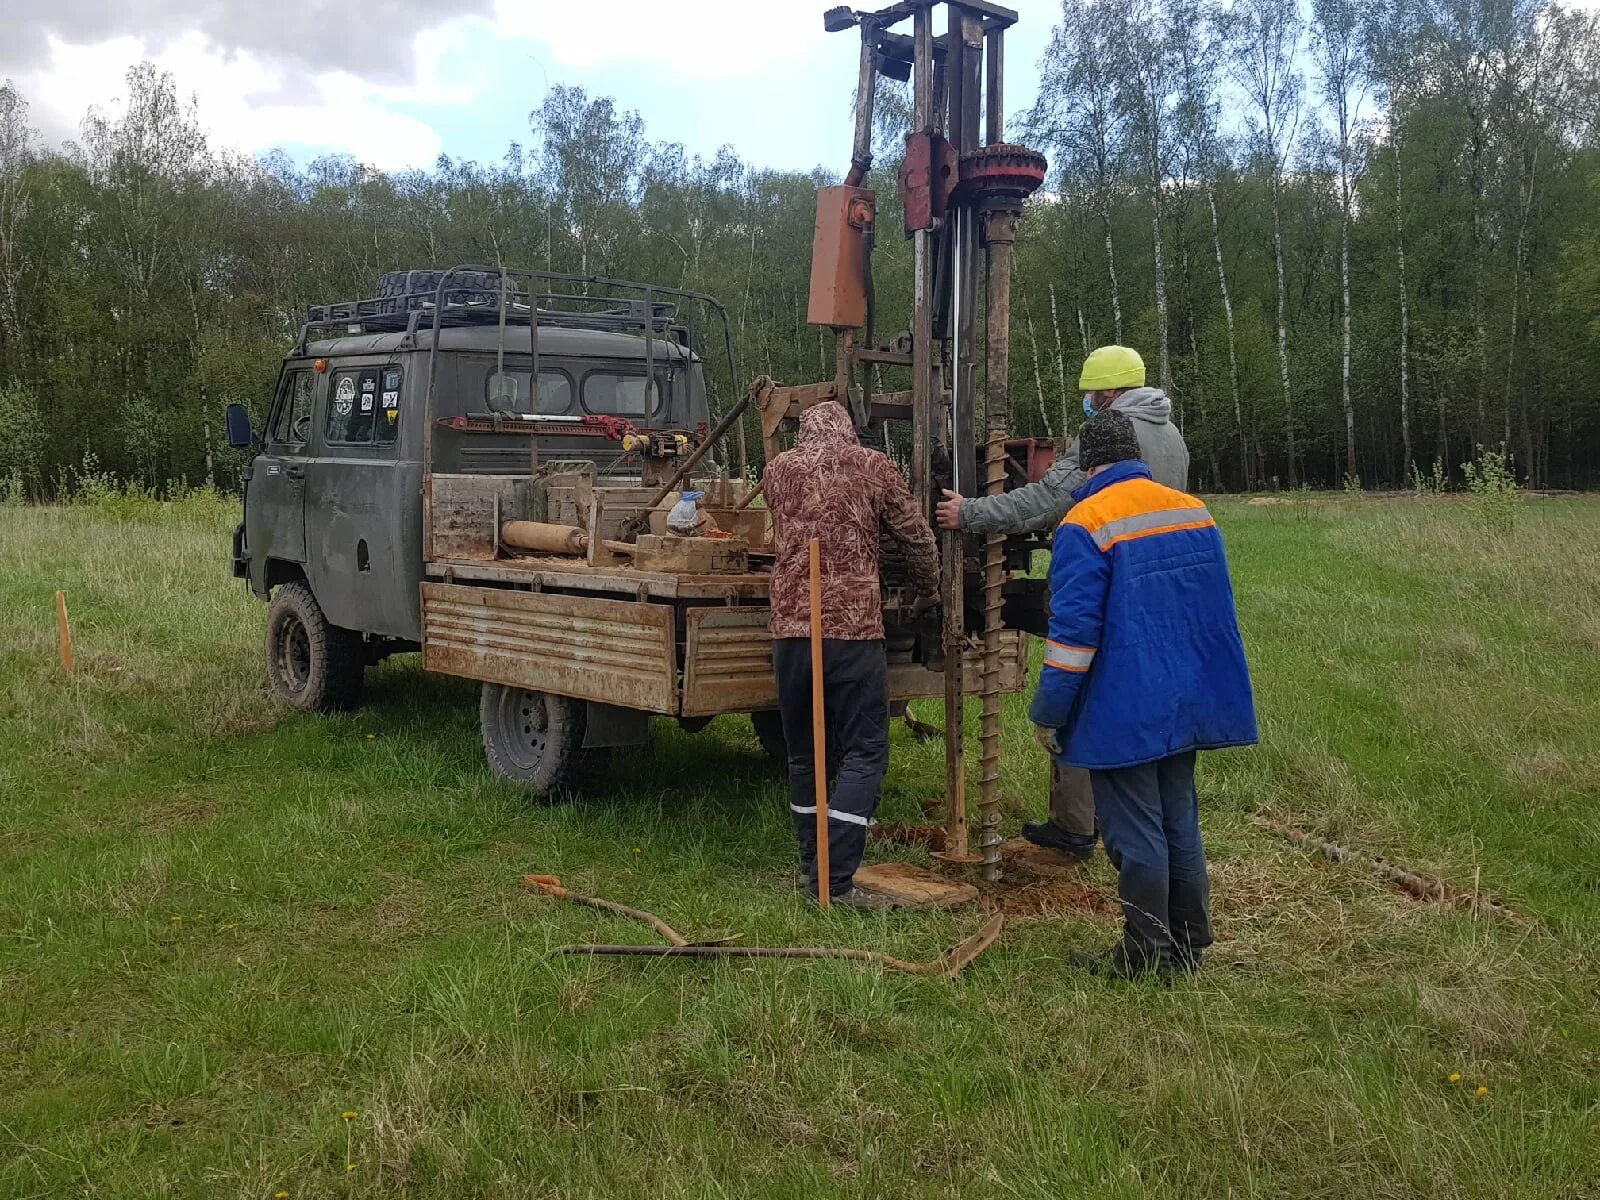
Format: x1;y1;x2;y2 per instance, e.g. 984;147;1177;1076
1269;170;1296;485
1151;189;1172;397
1098;190;1123;342
1207;182;1247;486
1023;293;1054;438
1392;133;1413;480
1048;283;1071;433
1337;118;1354;484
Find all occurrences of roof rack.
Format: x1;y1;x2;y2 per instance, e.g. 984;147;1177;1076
295;269;694;355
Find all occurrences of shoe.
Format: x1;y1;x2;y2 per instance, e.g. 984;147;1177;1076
1065;947;1172;983
827;886;897;911
1021;822;1095;860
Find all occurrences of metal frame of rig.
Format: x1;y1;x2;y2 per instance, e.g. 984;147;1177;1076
761;0;1047;880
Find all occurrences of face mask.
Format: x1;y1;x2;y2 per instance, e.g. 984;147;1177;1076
1082;393;1096;418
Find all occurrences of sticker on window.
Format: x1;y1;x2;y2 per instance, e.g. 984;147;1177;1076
381;391;398;409
386;410;398;423
360;394;373;412
335;376;356;414
361;377;375;392
384;370;401;391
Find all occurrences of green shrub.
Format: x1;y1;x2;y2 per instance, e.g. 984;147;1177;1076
0;381;45;501
1461;446;1520;535
1408;458;1448;495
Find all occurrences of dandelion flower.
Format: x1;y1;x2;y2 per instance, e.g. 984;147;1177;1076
170;915;182;923
634;847;641;854
342;1110;359;1121
366;734;376;740
1476;1086;1488;1097
275;1192;288;1198
1448;1073;1462;1083
346;1163;356;1172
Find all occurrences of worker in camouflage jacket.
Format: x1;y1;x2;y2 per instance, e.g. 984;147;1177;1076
936;344;1189;863
764;401;939;909
1032;410;1256;979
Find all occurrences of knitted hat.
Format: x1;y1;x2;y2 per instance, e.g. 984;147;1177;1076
1078;409;1142;471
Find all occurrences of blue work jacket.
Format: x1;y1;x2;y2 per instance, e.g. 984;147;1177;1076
1028;461;1259;770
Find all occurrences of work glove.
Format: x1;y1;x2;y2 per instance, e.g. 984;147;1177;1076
909;591;939;619
1032;724;1063;756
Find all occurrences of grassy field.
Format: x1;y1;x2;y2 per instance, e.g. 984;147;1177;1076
1;491;1597;1199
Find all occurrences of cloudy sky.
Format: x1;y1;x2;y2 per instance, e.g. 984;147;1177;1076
3;0;1055;173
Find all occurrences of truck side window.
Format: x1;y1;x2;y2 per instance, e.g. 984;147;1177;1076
268;370;315;446
581;369;669;418
326;365;402;445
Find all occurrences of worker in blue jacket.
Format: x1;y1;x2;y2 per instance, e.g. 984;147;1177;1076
1031;410;1258;979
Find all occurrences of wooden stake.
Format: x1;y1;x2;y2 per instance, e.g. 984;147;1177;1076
55;590;74;673
809;537;830;908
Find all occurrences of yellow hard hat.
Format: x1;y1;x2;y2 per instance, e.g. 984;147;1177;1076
1078;345;1146;392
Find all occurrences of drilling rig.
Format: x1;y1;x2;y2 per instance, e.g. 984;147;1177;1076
756;0;1048;881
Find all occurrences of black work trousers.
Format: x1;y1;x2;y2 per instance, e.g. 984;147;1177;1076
1091;751;1215;972
772;637;890;895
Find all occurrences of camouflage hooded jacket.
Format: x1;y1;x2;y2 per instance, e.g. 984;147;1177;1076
763;402;939;640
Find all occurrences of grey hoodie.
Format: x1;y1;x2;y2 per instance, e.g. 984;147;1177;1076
957;387;1190;535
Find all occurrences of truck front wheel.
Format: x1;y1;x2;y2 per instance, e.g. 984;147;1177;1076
265;581;364;711
479;683;586;797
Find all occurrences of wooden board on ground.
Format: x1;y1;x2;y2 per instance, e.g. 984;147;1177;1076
853;863;978;910
998;836;1093;877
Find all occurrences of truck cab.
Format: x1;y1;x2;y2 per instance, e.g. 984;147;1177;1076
230;268;713;710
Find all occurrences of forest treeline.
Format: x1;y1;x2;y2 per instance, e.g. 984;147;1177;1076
1;0;1598;494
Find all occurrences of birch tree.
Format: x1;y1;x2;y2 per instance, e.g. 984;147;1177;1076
1310;0;1368;483
1032;0;1129;340
1231;0;1304;483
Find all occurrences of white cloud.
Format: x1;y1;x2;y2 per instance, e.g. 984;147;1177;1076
16;30;450;171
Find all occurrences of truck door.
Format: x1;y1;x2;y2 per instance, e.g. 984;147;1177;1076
246;365;316;578
304;360;412;639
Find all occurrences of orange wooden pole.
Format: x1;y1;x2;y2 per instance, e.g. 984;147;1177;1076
55;590;74;673
809;537;830;908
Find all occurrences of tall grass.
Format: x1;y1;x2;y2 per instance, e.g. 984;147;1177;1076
0;495;1596;1198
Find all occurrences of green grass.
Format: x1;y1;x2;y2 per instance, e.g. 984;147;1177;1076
2;491;1597;1199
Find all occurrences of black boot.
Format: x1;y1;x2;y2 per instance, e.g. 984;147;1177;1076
1065;943;1172;982
1022;821;1095;860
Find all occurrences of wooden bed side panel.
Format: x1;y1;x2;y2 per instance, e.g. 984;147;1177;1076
420;583;678;713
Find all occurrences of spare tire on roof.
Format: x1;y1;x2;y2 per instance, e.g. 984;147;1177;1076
374;269;519;315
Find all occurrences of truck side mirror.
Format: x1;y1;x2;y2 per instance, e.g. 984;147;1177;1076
225;403;254;450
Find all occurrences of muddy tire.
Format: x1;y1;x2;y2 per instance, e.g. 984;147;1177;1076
750;710;788;764
479;683;586;797
265;581;364;711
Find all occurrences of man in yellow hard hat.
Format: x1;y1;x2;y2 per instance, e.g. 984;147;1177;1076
935;345;1189;861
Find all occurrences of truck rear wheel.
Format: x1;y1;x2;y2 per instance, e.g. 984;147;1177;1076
480;683;586;797
265;581;364;711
